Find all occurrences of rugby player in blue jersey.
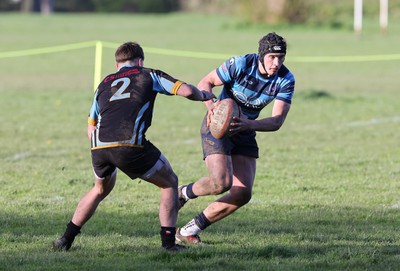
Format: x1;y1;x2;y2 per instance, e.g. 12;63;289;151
176;32;295;244
52;41;215;252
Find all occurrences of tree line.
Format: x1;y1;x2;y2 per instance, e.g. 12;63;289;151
1;0;398;28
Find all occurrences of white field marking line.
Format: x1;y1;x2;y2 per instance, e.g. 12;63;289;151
298;115;400;130
346;116;400;127
390;202;400;209
182;138;198;144
7;152;32;160
5;150;69;161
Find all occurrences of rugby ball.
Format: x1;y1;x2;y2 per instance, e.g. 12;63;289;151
210;98;240;139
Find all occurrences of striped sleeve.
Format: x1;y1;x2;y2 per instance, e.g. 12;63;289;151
150;69;184;95
171;81;184;95
88;90;100;125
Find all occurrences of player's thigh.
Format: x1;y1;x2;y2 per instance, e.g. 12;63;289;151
232;155;256;189
205;153;233;183
140;154;178;189
94;169;117;195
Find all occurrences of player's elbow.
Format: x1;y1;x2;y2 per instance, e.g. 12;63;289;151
270;120;283;131
272;124;283;131
270;116;286;131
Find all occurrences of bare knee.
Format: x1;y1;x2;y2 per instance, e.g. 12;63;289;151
91;184;109;202
94;175;115;198
209;176;232;195
161;165;178;188
230;187;252;206
156;171;178;189
166;172;178;188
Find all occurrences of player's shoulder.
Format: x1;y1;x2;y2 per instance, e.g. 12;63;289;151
237;53;258;65
145;67;178;84
227;53;257;70
142;66;167;77
278;64;295;81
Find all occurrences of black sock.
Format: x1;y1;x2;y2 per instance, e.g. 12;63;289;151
194;212;211;230
160;227;176;249
186;183;198;199
62;221;81;243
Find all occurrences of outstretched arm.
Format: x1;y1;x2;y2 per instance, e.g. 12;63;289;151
176;83;216;101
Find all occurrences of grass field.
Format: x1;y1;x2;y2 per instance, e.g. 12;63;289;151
1;12;400;271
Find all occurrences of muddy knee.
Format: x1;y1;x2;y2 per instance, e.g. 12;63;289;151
209;177;232;195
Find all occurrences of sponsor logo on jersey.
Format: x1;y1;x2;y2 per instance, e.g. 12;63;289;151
104;68;140;83
244;78;253;85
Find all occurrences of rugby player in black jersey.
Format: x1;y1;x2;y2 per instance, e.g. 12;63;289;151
53;41;215;252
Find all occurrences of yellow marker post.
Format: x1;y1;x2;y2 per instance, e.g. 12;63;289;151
93;41;103;91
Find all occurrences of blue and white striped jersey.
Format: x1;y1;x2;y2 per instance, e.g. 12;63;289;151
216;54;295;120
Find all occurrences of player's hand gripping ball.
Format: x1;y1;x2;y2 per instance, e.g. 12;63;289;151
210;98;240;139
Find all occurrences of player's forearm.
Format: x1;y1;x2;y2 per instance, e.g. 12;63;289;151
197;84;215;110
177;84;215;101
251;116;286;132
197;70;222;109
251;100;290;132
186;84;208;101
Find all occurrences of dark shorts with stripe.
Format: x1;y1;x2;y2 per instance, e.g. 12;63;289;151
91;141;161;179
200;115;259;159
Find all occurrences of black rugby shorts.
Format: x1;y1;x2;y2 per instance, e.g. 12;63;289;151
91;142;161;179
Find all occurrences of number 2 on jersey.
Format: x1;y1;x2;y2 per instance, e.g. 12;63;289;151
110;78;131;101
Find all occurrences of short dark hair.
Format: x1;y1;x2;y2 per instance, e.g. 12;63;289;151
115;42;144;63
258;32;287;61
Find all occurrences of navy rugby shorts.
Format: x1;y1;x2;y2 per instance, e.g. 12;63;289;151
200;115;259;159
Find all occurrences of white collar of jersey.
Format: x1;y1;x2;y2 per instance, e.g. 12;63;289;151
118;64;134;71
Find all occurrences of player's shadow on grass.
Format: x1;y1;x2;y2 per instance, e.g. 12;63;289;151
206;203;400;263
1;203;400;260
0;209;160;235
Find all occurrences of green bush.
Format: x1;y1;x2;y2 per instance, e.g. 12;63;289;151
236;0;400;28
135;0;179;13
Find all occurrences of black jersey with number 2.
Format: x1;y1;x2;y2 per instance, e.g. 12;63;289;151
88;65;184;150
